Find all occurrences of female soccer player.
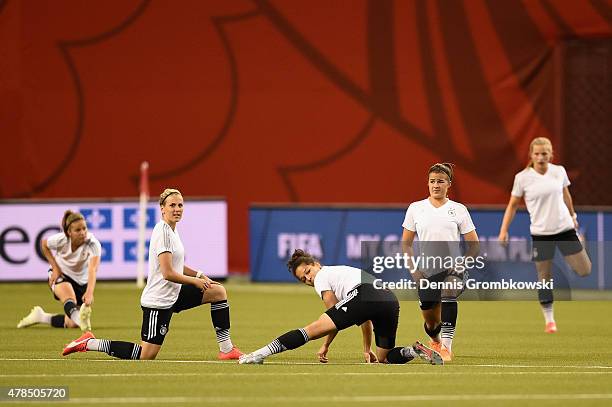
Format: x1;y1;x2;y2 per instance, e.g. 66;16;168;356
239;249;443;365
17;210;99;331
498;137;591;333
62;188;242;360
401;163;479;362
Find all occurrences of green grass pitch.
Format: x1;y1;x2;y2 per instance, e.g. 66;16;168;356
1;282;611;406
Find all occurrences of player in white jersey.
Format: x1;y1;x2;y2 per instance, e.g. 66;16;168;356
62;188;242;360
498;137;591;333
17;210;99;331
239;249;443;365
402;163;479;362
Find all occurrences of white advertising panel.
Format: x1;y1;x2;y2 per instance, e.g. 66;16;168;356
0;200;227;281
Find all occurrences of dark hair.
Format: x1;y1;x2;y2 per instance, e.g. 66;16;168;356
428;162;454;182
287;249;318;278
62;210;85;237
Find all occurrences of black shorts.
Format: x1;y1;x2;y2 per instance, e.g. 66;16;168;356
531;229;583;262
325;284;399;349
49;270;87;305
141;284;204;345
417;269;467;310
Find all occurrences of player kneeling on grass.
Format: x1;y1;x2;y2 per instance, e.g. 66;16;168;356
62;188;242;361
239;249;443;365
17;210;98;332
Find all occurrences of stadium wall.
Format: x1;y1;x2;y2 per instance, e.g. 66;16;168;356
250;204;612;289
1;1;610;273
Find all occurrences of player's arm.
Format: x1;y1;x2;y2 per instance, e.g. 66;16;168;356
498;195;521;243
562;187;579;229
317;290;339;363
41;238;62;285
159;253;208;291
462;230;480;260
82;256;100;306
360;320;377;363
183;265;220;288
401;229;418;279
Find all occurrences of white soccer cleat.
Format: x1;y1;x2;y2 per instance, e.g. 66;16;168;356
411;341;444;365
238;352;265;365
17;306;44;328
79;304;92;332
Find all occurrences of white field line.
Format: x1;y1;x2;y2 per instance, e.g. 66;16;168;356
1;358;612;369
49;394;612;403
1;371;612;378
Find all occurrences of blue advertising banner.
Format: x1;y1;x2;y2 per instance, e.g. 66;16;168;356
249;205;610;289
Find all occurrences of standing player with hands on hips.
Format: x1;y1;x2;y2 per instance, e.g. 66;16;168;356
17;210;99;331
401;163;480;362
62;188;243;360
498;137;591;333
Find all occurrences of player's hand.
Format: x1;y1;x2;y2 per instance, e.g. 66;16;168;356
317;344;329;363
202;275;221;286
497;231;509;247
82;291;94;306
193;277;209;292
48;269;60;287
363;350;378;363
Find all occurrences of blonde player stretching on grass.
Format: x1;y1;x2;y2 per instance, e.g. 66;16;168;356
498;137;591;333
239;249;443;365
401;163;479;362
17;210;99;331
62;188;242;360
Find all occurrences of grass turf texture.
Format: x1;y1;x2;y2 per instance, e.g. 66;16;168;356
1;282;611;406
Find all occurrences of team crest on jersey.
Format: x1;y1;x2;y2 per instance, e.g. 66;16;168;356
160;325;168;336
447;208;456;217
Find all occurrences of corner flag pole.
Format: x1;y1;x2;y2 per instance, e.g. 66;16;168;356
136;161;149;288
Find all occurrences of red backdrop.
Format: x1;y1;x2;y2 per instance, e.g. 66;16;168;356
2;0;611;272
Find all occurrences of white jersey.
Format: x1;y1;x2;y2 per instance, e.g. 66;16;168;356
402;198;475;241
46;232;101;285
511;164;573;235
141;221;185;309
313;265;363;301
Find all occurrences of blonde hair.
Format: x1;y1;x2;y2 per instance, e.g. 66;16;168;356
159;188;182;206
62;210;85;236
527;137;553;168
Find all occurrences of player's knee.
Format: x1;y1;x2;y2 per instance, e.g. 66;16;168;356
208;284;227;302
574;258;592;277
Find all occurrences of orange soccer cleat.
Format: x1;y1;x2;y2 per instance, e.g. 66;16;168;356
62;331;95;356
218;347;244;360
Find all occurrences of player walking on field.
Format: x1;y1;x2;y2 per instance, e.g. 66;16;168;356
401;163;480;362
17;210;99;331
498;137;591;333
62;188;242;360
239;249;443;365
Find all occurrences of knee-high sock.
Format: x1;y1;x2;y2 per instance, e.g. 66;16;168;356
211;300;233;353
424;321;442;341
51;314;65;328
538;288;555;323
87;339;142;360
252;329;309;358
63;300;80;326
387;347;416;364
441;300;457;352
